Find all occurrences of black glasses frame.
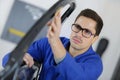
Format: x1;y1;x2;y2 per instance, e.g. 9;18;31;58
71;24;95;38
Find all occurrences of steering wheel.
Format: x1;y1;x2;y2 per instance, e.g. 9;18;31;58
0;0;76;80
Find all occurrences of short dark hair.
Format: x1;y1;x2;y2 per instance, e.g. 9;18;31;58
75;8;103;36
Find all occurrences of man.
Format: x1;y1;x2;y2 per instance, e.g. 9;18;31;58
3;8;103;80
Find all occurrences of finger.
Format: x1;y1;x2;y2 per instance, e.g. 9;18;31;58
23;57;29;65
55;13;61;28
23;53;34;67
47;20;52;26
47;8;61;28
54;9;61;29
47;26;54;38
55;8;62;17
47;8;62;38
48;18;57;32
26;54;34;67
51;19;57;32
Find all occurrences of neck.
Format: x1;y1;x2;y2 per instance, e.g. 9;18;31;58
69;46;89;57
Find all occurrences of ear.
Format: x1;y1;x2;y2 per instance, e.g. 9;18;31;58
92;36;99;44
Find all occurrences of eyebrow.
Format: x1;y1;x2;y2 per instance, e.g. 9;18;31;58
83;28;93;33
75;23;93;33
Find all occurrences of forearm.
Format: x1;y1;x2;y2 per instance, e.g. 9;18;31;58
50;38;66;64
47;9;66;63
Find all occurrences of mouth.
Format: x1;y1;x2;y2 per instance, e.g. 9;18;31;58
72;37;82;44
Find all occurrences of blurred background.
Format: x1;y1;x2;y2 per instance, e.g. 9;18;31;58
0;0;120;80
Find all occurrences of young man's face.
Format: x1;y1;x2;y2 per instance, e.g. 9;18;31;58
70;16;98;51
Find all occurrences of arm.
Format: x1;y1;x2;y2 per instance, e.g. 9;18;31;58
47;10;103;79
2;53;10;67
47;9;66;64
2;38;47;68
24;38;48;67
2;52;34;68
55;53;103;80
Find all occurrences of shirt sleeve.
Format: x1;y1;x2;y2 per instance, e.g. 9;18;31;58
27;38;48;62
55;52;103;80
2;53;10;67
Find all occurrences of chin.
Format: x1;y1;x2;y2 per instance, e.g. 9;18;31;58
71;42;81;50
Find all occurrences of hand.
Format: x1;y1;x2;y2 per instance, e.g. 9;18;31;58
47;9;61;43
46;9;66;63
23;53;34;68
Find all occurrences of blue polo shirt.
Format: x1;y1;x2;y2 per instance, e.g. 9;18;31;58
2;37;103;80
27;37;103;80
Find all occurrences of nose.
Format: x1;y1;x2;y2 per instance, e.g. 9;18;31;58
76;30;83;37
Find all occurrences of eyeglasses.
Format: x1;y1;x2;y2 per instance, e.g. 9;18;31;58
71;24;95;38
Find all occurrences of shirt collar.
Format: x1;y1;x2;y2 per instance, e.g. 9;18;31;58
75;46;95;57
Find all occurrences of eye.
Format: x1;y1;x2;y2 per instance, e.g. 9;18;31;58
75;24;82;30
83;29;92;35
74;24;80;29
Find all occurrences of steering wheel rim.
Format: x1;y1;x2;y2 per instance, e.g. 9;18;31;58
0;0;76;79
